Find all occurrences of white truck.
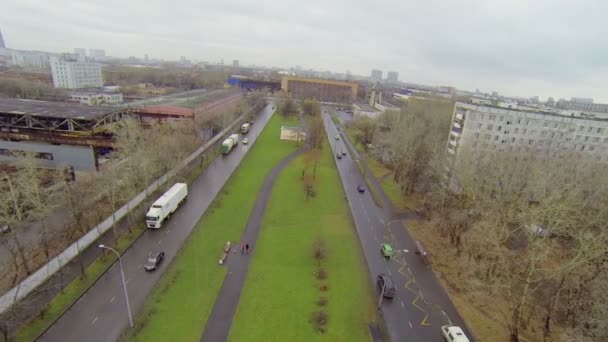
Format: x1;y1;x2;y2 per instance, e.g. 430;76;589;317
145;183;188;229
221;133;240;154
241;123;250;134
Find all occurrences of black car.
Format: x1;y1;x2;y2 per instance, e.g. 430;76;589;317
341;151;347;156
144;251;165;272
377;273;396;298
357;184;365;193
336;153;342;159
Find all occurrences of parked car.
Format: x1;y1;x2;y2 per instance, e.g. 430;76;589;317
0;224;10;234
377;273;396;298
441;325;471;342
380;243;394;258
243;138;249;145
357;184;365;193
144;251;165;271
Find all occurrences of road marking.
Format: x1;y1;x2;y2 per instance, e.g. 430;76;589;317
110;296;115;303
370;225;375;231
91;317;98;325
409;321;413;328
388;269;392;276
401;301;405;309
125;278;130;284
158;239;162;245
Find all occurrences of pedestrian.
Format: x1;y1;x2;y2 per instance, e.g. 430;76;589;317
245;243;250;254
240;243;245;254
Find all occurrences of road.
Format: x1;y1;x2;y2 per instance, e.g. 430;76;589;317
200;147;306;342
38;103;276;342
322;110;474;341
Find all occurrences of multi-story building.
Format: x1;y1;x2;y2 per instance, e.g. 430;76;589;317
9;50;51;70
556;98;608;114
50;55;103;89
446;101;608;170
386;71;399;83
281;76;358;102
89;49;106;60
233;59;239;68
74;48;86;58
371;69;382;82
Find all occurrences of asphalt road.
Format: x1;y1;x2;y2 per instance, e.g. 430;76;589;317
38;103;276;342
200;147;306;342
322;110;474;342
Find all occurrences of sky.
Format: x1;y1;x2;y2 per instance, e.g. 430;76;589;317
2;0;607;101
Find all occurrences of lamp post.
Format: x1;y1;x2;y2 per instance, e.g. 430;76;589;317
98;244;133;327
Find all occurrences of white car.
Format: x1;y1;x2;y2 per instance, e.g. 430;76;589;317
242;138;249;145
441;325;470;342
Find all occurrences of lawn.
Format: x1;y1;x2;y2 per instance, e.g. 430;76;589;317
228;140;378;341
122;114;300;341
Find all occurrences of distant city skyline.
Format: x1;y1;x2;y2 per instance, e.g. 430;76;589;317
2;0;608;102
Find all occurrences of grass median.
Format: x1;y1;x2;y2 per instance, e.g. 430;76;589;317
228;141;378;341
122;114;300;342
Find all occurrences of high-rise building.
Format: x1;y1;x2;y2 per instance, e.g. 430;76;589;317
370;69;382;82
233;59;239;68
446;101;608;174
89;49;106;60
10;50;51;69
50;54;103;89
386;71;399;83
0;29;6;49
74;48;86;58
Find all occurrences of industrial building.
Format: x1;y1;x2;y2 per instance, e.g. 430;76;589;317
0;98;196;171
280;76;358;102
446;101;608;174
50;54;103;89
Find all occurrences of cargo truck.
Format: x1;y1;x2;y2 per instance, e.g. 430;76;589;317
221;133;240;154
241;123;250;134
145;183;188;229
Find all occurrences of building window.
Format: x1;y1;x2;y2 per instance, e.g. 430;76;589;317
579;126;585;132
494;135;499;141
593;137;599;143
543;121;549;127
589;146;596;152
474;132;480;138
484;134;491;140
489;115;496;121
584;136;589;142
522;129;527;135
575;135;581;141
597;128;603;134
552;122;558;128
541;131;547;137
587;127;593;133
487;124;493;130
525;119;530;125
477;123;482;129
498;116;504;122
529;139;534;145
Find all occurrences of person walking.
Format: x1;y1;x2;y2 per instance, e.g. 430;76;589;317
245;243;250;254
240;243;245;255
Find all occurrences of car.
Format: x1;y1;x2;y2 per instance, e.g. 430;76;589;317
0;224;10;234
441;325;471;342
335;135;340;140
243;138;249;145
336;152;342;159
380;243;394;258
341;151;347;156
144;251;165;271
357;184;365;193
377;273;396;298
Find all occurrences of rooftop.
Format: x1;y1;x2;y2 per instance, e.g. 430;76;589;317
0;98;119;119
457;101;608;122
138;105;194;117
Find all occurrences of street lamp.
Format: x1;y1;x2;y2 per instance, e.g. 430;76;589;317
98;244;134;327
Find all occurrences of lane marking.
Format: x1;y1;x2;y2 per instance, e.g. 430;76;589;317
409;321;413;329
110;296;115;303
125;278;130;284
401;301;405;309
158;239;162;245
90;317;98;325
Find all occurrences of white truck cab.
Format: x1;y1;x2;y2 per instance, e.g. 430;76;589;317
146;183;188;229
441;325;471;342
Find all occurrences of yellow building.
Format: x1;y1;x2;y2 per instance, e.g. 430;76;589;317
281;76;358;102
137;83;168;96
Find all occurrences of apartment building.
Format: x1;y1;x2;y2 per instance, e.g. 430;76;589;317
50;55;103;89
446;102;608;168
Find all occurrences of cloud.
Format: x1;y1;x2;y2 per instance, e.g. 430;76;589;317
2;0;607;101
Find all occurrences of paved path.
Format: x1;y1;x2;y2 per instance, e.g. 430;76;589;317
38;104;276;342
323;110;474;341
200;147;306;342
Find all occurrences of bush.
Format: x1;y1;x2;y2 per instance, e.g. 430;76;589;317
311;310;328;333
317;297;328;307
315;268;327;280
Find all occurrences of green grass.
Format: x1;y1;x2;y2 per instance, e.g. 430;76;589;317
15;225;145;341
228;141;378;341
122;114;300;341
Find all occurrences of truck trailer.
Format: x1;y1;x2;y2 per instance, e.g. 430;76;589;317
221;133;240;154
145;183;188;228
241;123;250;134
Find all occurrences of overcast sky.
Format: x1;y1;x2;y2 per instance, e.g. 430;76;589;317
2;0;607;101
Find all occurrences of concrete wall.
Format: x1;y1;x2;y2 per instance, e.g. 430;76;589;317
0;141;96;171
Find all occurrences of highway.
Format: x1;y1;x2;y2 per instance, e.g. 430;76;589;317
38;103;276;342
322;110;474;341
